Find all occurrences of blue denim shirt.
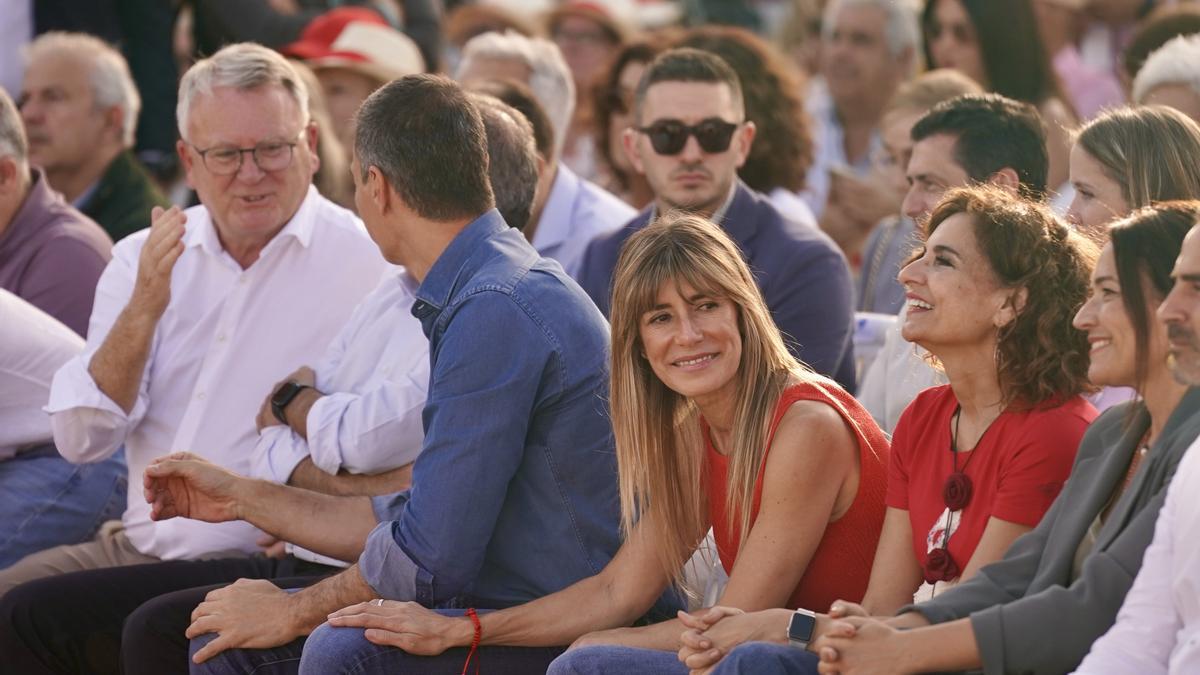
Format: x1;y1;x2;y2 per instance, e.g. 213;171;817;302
358;210;623;609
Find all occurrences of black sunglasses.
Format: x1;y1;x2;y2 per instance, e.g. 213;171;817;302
635;119;740;155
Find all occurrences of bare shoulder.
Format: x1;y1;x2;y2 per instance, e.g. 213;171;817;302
770;395;859;466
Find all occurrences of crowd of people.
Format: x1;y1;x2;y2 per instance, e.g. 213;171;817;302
5;0;1200;673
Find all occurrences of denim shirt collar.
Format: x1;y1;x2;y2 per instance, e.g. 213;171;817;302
412;209;507;324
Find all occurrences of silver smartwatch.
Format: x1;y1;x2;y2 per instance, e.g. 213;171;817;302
787;608;817;650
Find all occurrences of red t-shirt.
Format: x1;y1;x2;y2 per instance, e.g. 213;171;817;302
886;385;1097;577
706;382;890;611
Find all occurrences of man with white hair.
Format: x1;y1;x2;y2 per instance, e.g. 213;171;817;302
19;32;170;243
1132;34;1200;123
456;30;633;280
0;43;388;674
808;0;919;254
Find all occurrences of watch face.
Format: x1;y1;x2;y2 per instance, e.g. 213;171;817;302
788;610;816;642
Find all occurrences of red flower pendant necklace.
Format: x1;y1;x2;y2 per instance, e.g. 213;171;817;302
924;405;997;584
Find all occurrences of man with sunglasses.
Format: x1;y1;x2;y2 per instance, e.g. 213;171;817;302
578;47;857;392
0;44;389;673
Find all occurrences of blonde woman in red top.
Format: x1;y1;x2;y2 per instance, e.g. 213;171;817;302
324;212;889;673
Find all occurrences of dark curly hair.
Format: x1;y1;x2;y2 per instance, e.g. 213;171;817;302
679;25;813;193
592;36;666;193
925;186;1098;408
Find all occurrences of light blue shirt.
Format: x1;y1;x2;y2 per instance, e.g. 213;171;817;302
530;164;633;280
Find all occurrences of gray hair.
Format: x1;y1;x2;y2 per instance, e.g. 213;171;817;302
823;0;921;60
0;88;29;164
1133;34;1200;103
470;93;540;231
177;43;309;141
456;31;574;160
26;32;141;147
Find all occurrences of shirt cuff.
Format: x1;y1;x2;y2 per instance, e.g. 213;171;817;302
45;353;142;420
305;392;354;475
358;520;424;602
251;426;310;483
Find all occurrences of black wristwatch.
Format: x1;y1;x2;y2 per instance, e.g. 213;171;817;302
270;381;308;425
787;609;817;650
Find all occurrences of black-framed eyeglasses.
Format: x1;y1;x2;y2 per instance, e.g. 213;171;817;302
635;119;740;155
188;130;306;175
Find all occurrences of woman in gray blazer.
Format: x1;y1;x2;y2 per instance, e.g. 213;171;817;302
673;203;1200;675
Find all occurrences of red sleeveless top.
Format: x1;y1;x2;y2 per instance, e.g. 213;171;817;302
705;382;890;612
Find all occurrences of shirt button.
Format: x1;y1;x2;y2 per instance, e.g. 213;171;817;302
197;392;206;400
217;333;228;343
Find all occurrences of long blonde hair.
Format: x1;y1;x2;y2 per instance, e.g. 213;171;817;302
610;212;829;588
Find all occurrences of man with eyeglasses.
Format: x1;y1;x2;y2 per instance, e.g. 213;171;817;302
0;44;388;673
577;47;858;392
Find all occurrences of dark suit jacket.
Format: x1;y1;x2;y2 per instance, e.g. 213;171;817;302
576;182;857;392
83;151;170;244
908;387;1200;674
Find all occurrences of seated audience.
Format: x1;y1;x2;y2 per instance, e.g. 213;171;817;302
922;0;1077;206
0;87;111;337
547;1;626;182
112;92;543;675
579;48;857;392
142;73;631;674
289;61;354;209
456;31;634;279
680;25;818;229
311;211;889;675
592;37;665;209
858;93;1049;431
1131;34;1200;122
19;32;169;244
1074;212;1200;674
0;43;388;672
1120;2;1200;96
806;0;916;234
1067;105;1200;236
675;201;1200;675
0;290;125;569
856;69;982;314
281;7;425;154
809;0;919;261
467;79;558;231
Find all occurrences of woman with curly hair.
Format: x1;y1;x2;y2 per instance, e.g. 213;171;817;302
591;37;666;208
679;25;817;226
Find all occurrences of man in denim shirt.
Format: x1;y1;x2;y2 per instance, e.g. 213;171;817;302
145;75;635;673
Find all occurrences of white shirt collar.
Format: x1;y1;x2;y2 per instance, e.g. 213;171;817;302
184;185;321;256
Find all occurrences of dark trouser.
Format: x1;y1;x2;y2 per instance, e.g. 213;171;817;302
191;609;565;675
0;554;334;675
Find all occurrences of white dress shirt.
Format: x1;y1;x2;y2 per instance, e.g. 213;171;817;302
856;306;946;433
1073;435;1200;675
0;289;83;460
802;79;882;220
253;269;429;484
46;187;387;560
531;164;634;279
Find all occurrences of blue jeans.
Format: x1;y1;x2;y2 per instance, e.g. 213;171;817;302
0;446;126;569
546;643;819;675
547;645;687;674
712;642;819;674
190;608;564;674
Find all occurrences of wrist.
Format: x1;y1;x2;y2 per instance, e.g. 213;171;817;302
454;613;479;647
284;388;320;432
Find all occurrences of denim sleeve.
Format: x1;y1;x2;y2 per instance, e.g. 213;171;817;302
357;293;552;604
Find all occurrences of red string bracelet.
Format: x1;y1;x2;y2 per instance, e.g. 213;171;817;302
460;607;481;675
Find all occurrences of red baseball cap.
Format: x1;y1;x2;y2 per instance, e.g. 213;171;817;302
282;7;424;82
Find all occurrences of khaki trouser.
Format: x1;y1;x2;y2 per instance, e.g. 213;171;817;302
0;520;158;597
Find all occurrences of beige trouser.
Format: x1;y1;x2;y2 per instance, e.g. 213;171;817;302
0;520;159;597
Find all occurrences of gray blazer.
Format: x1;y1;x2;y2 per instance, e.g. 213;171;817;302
906;387;1200;675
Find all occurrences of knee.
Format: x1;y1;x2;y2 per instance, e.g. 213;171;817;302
298;622;361;675
715;642;815;675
